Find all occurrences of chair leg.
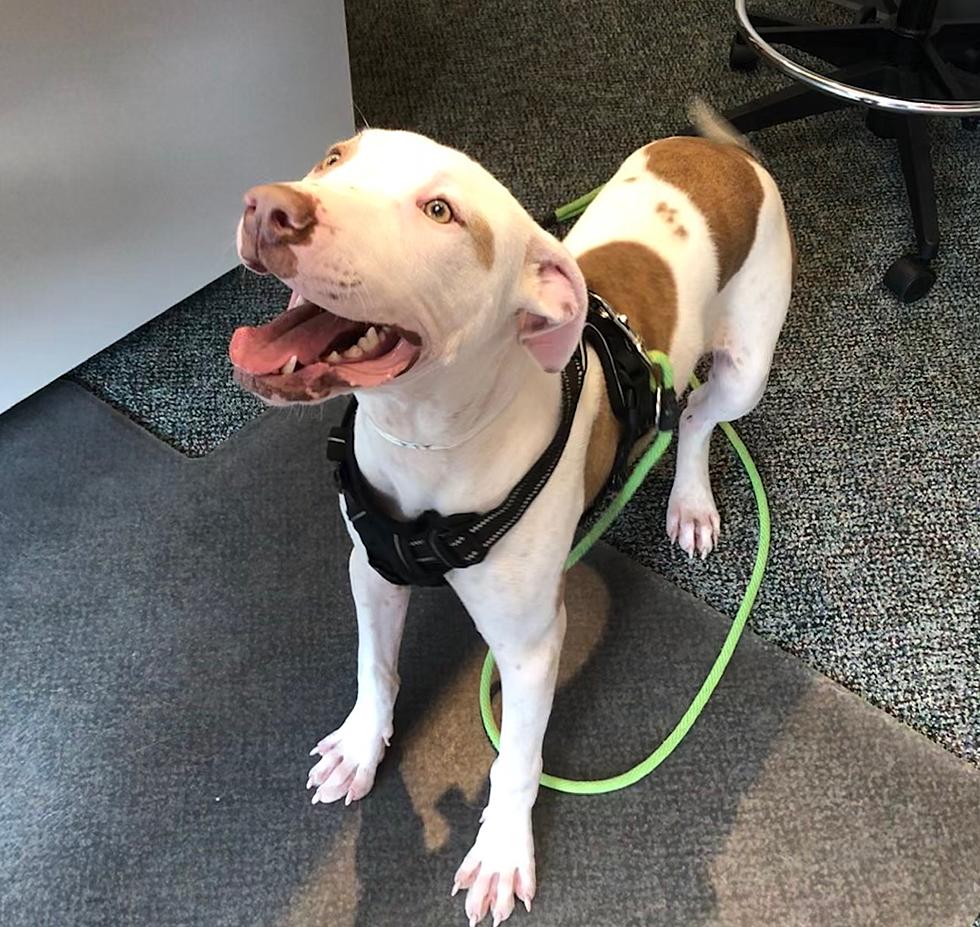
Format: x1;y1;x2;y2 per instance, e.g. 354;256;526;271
882;112;939;301
894;114;939;262
722;63;881;133
755;24;885;68
748;14;809;28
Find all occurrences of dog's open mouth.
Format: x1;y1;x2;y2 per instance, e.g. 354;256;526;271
229;300;421;398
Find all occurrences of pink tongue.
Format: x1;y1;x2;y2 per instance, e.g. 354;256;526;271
229;303;354;375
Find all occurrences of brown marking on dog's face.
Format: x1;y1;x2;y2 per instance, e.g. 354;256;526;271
240;183;318;278
465;211;495;270
577;240;677;496
645;137;763;289
674;225;688;239
623;176;638;183
311;135;361;175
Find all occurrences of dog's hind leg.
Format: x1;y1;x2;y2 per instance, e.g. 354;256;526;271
666;342;771;558
667;231;791;558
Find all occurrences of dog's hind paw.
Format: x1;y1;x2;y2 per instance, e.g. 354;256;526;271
307;708;391;805
666;485;721;560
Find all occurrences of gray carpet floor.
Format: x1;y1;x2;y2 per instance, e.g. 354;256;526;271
69;0;980;772
2;381;978;927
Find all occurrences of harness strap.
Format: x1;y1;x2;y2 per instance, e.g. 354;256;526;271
326;293;679;587
582;292;678;495
327;344;588;587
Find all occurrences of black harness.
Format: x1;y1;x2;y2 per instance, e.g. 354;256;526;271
326;293;678;587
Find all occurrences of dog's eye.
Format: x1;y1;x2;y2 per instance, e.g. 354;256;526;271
320;149;342;169
422;199;454;224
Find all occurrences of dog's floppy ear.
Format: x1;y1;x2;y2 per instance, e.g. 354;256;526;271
517;231;588;373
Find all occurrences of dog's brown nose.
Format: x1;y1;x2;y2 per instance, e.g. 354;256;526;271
242;183;317;246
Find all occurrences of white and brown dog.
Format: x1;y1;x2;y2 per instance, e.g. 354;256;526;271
230;109;793;925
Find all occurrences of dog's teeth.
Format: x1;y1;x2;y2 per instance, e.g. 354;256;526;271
280;355;298;375
359;326;379;350
344;344;364;360
327;351;341;363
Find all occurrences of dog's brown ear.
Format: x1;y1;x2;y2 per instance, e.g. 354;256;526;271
517;232;588;373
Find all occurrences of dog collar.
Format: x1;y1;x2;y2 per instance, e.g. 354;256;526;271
360;408;500;452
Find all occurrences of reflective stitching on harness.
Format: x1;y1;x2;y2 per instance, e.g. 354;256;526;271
428;531;456;568
392;535;410;574
448;363;581;544
466;376;576;548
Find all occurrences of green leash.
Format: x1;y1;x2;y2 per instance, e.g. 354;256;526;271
477;214;772;791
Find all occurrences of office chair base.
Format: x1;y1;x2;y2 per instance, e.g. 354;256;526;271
730;36;760;71
724;0;980;301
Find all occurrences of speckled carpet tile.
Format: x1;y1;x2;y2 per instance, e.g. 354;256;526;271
69;0;979;788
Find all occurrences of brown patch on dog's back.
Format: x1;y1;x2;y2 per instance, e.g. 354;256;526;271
465;212;495;269
577;241;678;356
645;137;763;289
576;241;678;503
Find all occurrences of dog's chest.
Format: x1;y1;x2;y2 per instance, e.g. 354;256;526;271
352;386;566;522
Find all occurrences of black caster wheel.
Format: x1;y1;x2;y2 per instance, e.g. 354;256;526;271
730;36;759;71
883;255;936;302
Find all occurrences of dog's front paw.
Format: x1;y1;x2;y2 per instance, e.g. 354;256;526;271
452;811;535;926
307;708;392;806
667;483;720;559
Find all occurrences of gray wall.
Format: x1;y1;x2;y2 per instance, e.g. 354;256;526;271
0;1;353;413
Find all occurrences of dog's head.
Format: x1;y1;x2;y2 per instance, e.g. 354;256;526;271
229;130;587;405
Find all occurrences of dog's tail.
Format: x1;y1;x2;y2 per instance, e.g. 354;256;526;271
688;97;760;160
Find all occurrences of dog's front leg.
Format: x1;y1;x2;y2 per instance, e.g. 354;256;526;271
451;579;566;925
307;542;410;805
